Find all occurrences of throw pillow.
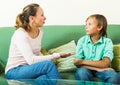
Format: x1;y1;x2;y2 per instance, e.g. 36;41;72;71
48;40;77;72
0;61;4;74
111;44;120;71
41;48;49;55
113;44;120;56
41;48;57;64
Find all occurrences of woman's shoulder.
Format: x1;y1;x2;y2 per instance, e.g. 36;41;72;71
12;28;27;39
15;27;26;33
14;28;26;35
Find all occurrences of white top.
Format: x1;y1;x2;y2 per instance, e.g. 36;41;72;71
5;28;60;73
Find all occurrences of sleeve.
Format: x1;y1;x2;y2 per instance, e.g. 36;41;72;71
75;37;85;59
13;30;60;65
103;38;113;62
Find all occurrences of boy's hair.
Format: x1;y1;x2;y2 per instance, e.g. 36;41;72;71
86;14;107;37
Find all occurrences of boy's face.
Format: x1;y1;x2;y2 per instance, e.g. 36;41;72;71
86;17;101;36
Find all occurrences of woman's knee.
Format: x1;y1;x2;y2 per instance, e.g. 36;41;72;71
40;61;57;71
43;61;55;67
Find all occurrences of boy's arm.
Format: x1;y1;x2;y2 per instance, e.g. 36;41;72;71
74;57;110;68
81;57;110;68
74;38;113;68
79;65;114;72
76;37;85;59
74;58;114;72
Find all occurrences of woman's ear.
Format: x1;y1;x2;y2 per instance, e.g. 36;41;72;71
29;16;35;23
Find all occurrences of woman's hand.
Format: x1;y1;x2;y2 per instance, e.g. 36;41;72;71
60;53;71;58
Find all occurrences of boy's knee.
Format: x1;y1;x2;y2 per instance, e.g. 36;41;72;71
76;68;89;74
75;68;92;80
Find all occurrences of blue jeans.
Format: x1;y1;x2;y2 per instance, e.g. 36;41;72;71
75;68;120;84
6;61;61;81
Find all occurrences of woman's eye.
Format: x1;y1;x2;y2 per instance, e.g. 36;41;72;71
41;14;44;17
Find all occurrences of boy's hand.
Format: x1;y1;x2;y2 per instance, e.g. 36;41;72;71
74;59;83;66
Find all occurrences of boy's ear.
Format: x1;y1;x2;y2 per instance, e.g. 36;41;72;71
98;25;103;31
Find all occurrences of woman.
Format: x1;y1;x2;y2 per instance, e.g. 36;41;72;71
5;3;70;81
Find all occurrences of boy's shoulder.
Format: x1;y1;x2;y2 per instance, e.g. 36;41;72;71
102;36;112;41
79;35;89;40
78;35;89;43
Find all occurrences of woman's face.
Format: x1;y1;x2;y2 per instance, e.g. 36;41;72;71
33;7;46;27
86;17;101;36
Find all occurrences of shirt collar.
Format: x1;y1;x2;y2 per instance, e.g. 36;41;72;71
87;35;103;44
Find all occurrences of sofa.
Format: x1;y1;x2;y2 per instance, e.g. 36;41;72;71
0;25;120;81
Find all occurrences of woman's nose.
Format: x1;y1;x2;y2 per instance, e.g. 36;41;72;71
44;17;46;20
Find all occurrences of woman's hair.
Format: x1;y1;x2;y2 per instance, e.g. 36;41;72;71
86;14;108;37
15;3;39;31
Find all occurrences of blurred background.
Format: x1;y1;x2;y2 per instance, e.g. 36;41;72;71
0;0;120;27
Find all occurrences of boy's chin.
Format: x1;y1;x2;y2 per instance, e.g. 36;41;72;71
86;33;90;35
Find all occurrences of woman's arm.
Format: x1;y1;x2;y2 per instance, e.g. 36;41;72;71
13;30;70;65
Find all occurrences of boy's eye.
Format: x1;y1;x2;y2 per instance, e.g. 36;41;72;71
86;23;91;26
88;23;91;25
89;23;91;25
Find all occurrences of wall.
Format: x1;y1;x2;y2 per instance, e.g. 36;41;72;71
0;0;120;27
